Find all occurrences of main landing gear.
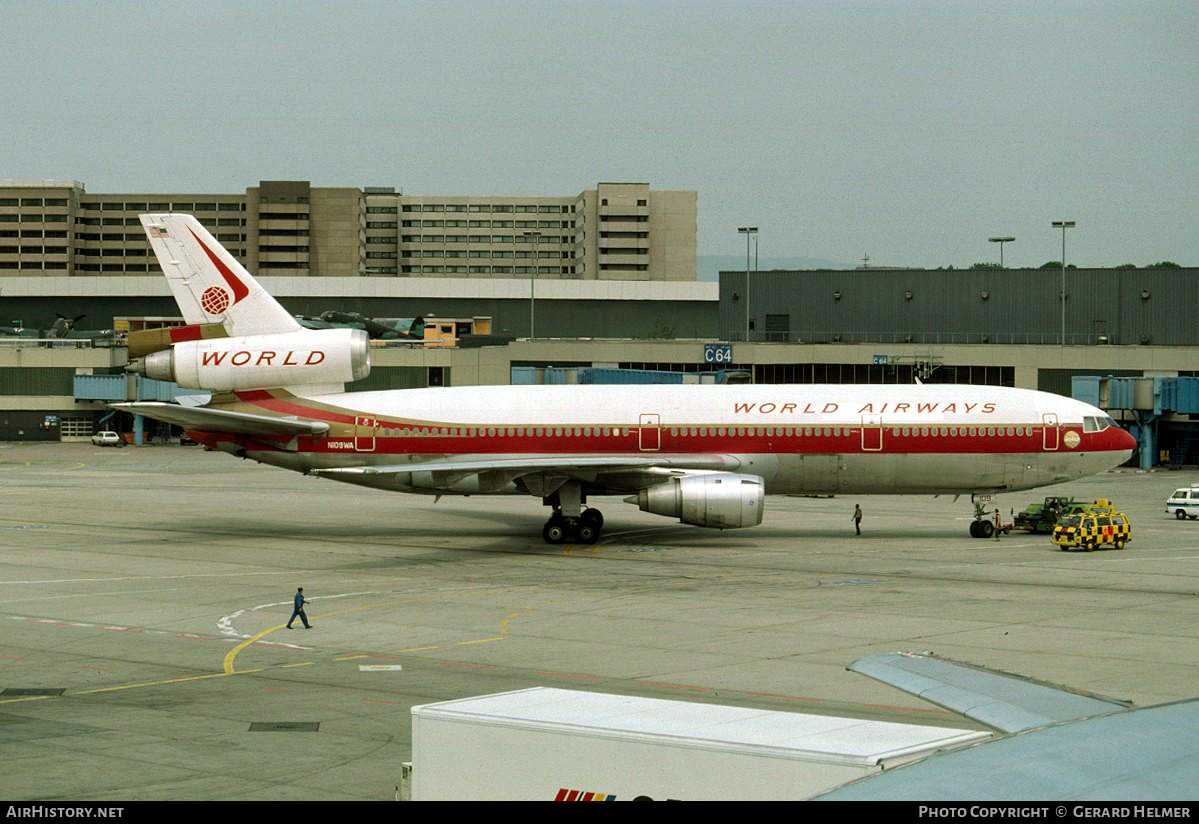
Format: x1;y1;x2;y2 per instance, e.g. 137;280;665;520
542;508;604;545
541;481;604;545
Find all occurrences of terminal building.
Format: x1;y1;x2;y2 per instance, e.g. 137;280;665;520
0;179;696;281
0;178;1195;467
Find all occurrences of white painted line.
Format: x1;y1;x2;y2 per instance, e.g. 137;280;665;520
358;665;404;672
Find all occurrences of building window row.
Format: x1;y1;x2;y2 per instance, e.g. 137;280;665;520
78;202;242;212
400;219;571;229
0;245;69;254
401;265;571;275
400;204;572;214
0;214;69;223
76;233;150;242
259;228;307;237
0;261;69;270
0;230;68;239
399;250;573;260
400;234;567;245
75;248;152;257
0;198;70;207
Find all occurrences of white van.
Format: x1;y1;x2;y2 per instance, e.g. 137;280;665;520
1165;485;1199;520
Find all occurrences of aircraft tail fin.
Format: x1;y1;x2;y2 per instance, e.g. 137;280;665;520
140;213;300;337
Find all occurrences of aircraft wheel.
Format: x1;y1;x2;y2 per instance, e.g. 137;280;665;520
575;521;599;544
582;508;604;529
543;517;570;544
969;521;981;538
977;520;994;539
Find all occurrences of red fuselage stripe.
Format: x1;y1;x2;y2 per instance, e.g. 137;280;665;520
258;427;1126;455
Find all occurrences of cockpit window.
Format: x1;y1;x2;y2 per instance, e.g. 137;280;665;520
1083;416;1118;432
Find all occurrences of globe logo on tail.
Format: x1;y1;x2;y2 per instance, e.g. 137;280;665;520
200;286;231;315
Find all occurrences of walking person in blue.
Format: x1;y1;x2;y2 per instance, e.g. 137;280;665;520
287;586;312;629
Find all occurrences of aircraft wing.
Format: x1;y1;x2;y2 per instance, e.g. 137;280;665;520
312;454;741;481
113;401;329;437
849;651;1130;733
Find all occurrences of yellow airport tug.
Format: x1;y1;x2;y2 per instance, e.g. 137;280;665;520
1051;499;1132;551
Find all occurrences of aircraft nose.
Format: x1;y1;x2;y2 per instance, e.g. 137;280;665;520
1117;426;1137;451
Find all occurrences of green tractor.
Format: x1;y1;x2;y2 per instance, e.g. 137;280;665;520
1014;496;1088;534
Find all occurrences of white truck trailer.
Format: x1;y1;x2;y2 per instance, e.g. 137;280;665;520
409;687;989;800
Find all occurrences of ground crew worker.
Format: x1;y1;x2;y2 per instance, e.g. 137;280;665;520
287;586;312;629
852;504;863;535
994;509;1002;541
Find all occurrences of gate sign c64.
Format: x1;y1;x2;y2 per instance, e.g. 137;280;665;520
704;343;733;364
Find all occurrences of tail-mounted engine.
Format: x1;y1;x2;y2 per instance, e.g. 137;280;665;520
129;328;371;392
631;473;765;529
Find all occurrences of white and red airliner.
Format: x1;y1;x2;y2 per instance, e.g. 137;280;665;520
118;214;1135;543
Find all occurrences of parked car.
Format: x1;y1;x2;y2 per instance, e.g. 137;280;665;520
91;431;124;447
1166;485;1199;520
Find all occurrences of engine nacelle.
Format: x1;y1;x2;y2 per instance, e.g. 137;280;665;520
137;328;370;391
632;473;765;529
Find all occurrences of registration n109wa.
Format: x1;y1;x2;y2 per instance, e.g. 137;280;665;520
119;214;1135;544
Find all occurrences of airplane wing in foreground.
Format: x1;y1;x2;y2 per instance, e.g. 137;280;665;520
114;401;329;437
819;652;1198;800
849;651;1131;733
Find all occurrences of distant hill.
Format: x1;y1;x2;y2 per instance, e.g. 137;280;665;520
697;255;854;281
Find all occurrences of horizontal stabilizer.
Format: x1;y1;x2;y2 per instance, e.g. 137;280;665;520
849;652;1130;733
113;401;329;437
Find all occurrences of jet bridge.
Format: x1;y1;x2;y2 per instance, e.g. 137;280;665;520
1073;376;1199;470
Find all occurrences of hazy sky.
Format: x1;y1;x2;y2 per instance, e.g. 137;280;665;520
3;0;1196;268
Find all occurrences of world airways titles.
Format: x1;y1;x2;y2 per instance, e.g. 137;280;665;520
734;400;998;416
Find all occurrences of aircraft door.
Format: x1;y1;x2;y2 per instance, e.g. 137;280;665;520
860;415;883;451
638;413;661;452
355;416;378;452
1042;413;1059;451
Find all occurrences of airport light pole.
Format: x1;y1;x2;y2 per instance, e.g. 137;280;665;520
1052;221;1075;345
738;226;758;342
988;236;1015;268
524;231;541;339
